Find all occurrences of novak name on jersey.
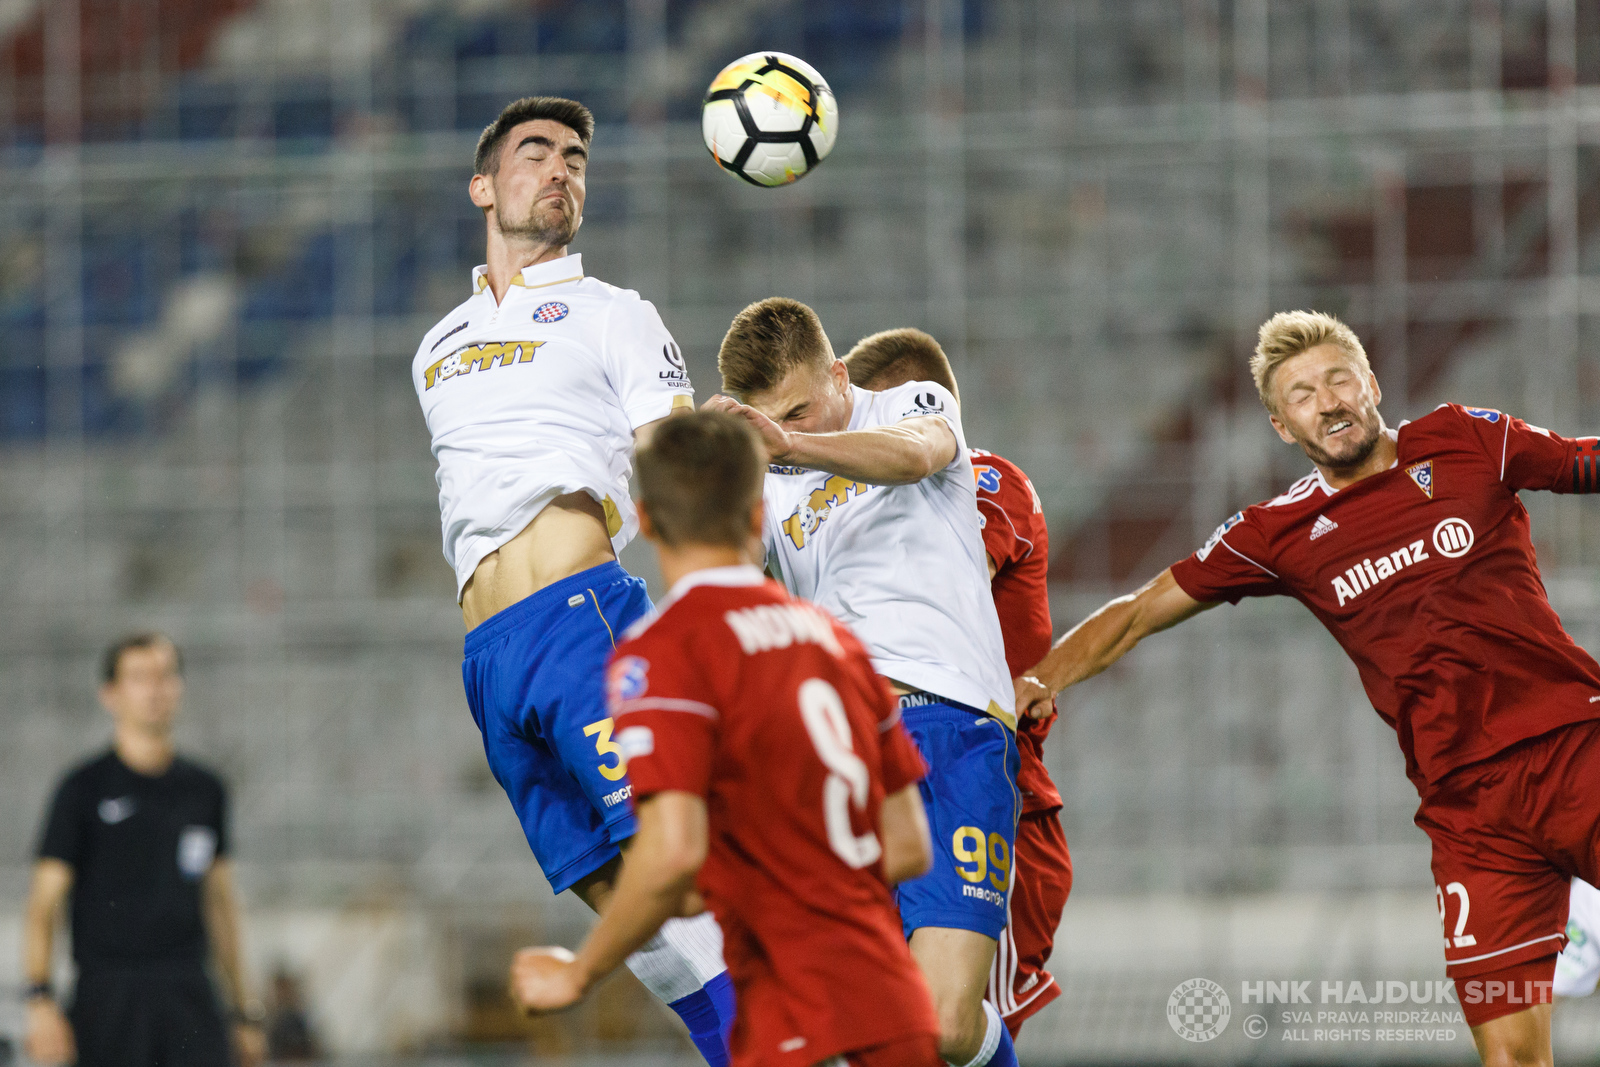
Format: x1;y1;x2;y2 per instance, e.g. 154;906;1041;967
413;254;693;597
1171;403;1600;789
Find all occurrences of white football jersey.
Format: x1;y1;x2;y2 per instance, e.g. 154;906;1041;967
1556;877;1600;997
761;380;1016;727
413;254;693;598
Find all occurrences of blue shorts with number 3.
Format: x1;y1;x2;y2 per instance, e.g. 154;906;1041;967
461;560;651;894
893;700;1022;940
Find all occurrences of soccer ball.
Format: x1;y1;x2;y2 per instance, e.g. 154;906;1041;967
702;52;838;187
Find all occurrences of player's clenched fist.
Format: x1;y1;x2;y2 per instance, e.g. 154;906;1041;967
1014;674;1054;720
701;395;792;462
509;946;587;1014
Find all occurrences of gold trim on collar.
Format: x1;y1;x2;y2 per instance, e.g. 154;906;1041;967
474;271;583;294
524;273;583;290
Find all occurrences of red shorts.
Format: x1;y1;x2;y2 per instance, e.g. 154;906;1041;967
815;1033;941;1067
1415;720;1600;1022
988;809;1073;1035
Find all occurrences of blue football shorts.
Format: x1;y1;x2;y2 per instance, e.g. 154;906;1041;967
461;560;652;894
893;697;1022;941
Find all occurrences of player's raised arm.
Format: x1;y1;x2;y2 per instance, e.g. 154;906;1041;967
704;389;956;486
1015;569;1215;719
510;790;708;1014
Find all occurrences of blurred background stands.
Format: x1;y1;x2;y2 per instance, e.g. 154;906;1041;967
5;0;1600;1060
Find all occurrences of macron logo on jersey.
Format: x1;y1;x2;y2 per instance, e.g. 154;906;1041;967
724;603;843;657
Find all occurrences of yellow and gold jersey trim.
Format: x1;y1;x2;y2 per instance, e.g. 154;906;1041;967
472;266;585;294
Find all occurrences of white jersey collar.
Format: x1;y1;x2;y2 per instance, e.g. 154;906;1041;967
471;253;585;295
845;384;872;431
664;564;766;601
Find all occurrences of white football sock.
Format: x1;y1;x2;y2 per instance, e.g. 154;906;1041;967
952;1001;1005;1067
623;912;727;1003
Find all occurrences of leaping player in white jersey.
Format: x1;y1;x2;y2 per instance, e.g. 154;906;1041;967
707;298;1022;1067
410;97;733;1065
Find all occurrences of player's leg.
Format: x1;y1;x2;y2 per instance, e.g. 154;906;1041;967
1414;762;1569;1067
893;701;1021;1066
908;927;1008;1064
528;563;736;1061
462;561;733;1063
1469;976;1554;1067
988;809;1072;1037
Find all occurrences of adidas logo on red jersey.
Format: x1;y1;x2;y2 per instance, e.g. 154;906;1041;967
1310;515;1338;540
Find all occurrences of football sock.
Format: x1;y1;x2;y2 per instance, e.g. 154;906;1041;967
624;913;726;1001
668;971;737;1067
953;1001;1017;1067
623;914;734;1066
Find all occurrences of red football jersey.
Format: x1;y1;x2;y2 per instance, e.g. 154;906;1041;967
606;566;938;1067
971;448;1062;813
1170;404;1600;789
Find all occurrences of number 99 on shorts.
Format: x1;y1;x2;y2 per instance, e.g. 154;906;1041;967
952;825;1010;894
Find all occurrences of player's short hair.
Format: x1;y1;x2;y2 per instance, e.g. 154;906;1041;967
717;297;835;400
474;96;595;177
1252;310;1372;413
635;410;764;548
102;632;183;684
842;328;961;403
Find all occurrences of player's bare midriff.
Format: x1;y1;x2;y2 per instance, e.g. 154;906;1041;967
460;490;616;630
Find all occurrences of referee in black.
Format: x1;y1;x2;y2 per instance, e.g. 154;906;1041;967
21;633;266;1066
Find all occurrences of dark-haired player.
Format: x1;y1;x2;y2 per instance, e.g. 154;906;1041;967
1018;310;1600;1067
510;410;942;1067
410;95;731;1062
22;634;263;1067
844;329;1071;1037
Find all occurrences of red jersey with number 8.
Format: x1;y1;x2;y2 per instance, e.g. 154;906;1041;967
1169;404;1600;789
606;565;937;1067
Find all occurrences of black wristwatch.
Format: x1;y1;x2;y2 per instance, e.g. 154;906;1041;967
24;981;53;1002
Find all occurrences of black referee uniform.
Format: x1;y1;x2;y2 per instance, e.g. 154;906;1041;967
37;749;235;1067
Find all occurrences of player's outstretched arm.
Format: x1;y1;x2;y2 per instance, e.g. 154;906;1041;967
879;783;933;886
510;791;707;1015
1015;568;1216;719
703;395;957;485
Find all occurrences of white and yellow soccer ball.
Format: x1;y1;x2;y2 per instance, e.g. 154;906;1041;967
702;52;838;187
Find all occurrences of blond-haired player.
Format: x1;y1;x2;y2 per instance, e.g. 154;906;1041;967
1019;309;1600;1067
